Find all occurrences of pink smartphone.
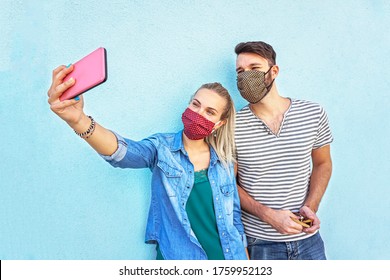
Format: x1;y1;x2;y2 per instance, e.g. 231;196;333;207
60;47;107;101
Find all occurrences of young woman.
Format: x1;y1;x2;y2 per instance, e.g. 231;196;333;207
47;64;247;260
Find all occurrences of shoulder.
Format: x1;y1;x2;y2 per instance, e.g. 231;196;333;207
235;105;252;121
290;99;326;114
144;132;178;146
236;105;250;114
292;98;321;108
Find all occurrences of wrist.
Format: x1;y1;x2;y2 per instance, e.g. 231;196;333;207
303;204;317;213
69;113;90;132
257;205;275;223
74;116;96;138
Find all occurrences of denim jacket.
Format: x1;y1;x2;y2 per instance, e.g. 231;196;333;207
101;130;247;260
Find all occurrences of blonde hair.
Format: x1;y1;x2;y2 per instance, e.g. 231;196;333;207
192;82;236;171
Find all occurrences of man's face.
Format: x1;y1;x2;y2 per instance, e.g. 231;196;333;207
235;52;279;103
236;52;277;84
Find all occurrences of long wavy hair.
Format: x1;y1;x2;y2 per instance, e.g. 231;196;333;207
191;82;236;172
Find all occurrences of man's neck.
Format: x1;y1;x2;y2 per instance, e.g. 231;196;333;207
250;88;289;118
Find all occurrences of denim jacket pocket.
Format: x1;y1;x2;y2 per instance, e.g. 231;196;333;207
157;160;183;197
220;184;234;196
219;184;234;215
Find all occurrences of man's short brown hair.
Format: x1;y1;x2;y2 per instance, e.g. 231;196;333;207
235;41;276;66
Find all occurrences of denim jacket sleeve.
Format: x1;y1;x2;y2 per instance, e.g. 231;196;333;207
232;178;248;247
100;131;157;169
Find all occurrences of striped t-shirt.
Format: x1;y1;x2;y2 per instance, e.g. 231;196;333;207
235;99;333;242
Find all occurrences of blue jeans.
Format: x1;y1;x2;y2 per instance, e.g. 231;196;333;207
247;232;326;260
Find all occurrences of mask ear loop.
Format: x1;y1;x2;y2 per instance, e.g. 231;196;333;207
265;78;275;91
262;66;276;98
251;66;275;104
212;119;227;137
264;66;273;75
211;120;221;134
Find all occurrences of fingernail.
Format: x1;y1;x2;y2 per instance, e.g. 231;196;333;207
74;96;80;101
66;63;72;68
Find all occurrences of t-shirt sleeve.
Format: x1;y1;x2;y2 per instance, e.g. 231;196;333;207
313;106;333;149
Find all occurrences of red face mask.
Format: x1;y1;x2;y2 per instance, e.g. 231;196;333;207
181;108;216;140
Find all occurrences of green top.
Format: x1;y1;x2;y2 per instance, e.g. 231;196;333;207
156;169;224;260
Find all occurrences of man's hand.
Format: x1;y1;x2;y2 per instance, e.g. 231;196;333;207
299;205;320;233
265;208;304;235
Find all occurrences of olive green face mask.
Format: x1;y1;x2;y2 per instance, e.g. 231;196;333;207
236;68;274;104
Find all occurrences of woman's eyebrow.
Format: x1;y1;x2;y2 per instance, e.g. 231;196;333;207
193;98;219;113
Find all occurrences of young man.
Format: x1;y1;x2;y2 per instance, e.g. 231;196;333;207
234;41;333;260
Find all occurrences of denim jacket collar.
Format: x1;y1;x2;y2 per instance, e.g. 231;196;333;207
171;130;186;153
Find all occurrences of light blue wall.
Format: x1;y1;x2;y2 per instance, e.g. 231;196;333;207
1;0;389;260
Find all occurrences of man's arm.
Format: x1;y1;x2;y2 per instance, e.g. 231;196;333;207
304;145;332;213
235;165;303;235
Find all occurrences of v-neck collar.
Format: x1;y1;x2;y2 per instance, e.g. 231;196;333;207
249;98;293;138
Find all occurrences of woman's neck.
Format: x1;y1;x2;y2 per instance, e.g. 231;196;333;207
182;133;211;171
182;133;209;152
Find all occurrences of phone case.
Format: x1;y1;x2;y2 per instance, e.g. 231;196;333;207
60;47;107;101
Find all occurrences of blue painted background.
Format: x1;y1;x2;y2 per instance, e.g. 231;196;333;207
1;0;389;260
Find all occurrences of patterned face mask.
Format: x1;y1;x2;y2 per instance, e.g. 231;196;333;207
181;108;216;140
236;68;274;104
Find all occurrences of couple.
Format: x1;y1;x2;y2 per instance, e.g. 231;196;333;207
47;41;333;260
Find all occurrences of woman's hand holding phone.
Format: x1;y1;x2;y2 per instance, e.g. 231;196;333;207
47;62;118;156
47;64;86;128
48;48;107;131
